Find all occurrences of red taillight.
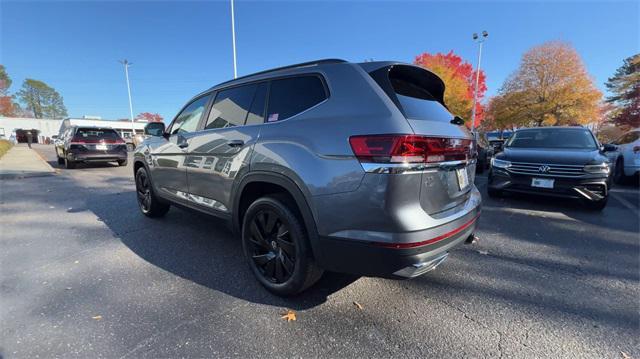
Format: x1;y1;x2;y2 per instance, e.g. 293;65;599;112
349;135;472;163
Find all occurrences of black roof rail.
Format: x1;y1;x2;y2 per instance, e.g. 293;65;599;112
213;58;348;88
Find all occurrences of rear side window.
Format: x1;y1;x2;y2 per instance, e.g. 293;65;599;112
245;83;268;125
266;76;327;122
74;128;120;140
205;84;258;130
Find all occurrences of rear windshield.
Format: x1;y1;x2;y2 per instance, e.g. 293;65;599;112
505;128;597;149
75;128;120;140
369;65;454;123
389;68;453;122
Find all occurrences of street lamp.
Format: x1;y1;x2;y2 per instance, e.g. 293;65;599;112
119;59;135;135
230;0;238;78
470;30;488;134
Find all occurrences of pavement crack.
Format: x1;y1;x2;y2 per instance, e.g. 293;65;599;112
430;296;535;357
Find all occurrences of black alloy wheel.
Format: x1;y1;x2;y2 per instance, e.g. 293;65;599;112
135;167;170;218
242;196;323;296
136;169;152;214
247;209;296;284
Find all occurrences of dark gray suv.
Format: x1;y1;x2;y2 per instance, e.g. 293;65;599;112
133;59;481;295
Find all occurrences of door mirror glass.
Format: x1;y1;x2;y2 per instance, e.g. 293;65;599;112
144;122;165;136
602;143;617;152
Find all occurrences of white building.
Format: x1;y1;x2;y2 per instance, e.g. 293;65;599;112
0;116;148;143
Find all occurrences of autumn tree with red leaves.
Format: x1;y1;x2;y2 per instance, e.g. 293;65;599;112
414;51;487;128
135;112;163;122
0;65;18;116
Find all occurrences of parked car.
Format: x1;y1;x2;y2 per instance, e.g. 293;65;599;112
606;129;640;183
133;59;482;295
475;132;494;173
488;126;615;210
486;130;512;152
55;126;128;169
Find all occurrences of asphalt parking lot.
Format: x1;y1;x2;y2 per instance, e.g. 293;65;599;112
1;144;638;358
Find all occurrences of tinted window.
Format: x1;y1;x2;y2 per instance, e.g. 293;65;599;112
74;128;120;140
245;83;268;125
170;95;211;135
506;129;597;149
205;85;257;130
617;131;640;144
266;76;327;122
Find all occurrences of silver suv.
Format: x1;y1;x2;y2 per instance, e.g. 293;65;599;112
133;59;482;295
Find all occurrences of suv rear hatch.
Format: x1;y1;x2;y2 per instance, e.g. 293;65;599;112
362;63;475;215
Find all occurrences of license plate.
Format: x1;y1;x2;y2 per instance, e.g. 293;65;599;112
456;168;469;190
96;144;108;150
531;178;554;189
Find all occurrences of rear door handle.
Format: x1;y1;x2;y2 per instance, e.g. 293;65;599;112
178;142;189;148
227;140;244;147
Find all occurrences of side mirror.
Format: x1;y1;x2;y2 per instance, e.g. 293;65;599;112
144;122;165;137
602;143;617;152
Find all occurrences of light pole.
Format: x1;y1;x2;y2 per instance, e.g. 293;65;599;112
230;0;237;78
471;30;488;134
119;59;135;135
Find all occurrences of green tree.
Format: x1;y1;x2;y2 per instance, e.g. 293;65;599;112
0;65;12;96
605;54;639;129
17;79;68;119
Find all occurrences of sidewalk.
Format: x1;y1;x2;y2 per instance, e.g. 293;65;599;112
0;144;56;179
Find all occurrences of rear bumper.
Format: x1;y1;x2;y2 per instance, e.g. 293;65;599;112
488;168;610;201
313;196;481;278
67;150;127;162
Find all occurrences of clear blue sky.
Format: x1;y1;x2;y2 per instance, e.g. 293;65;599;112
1;0;638;122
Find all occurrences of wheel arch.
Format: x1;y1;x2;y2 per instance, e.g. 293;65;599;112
232;172;321;259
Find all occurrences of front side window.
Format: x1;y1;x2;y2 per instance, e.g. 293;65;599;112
205;84;258;130
266;76;327;122
616;131;640;144
170;95;212;135
506;128;598;150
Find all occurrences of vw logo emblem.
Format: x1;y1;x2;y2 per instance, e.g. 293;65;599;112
538;165;551;173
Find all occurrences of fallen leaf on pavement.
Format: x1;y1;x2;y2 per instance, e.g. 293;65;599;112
74;260;79;264
620;351;631;359
353;301;363;310
92;315;102;320
280;310;296;322
478;250;489;255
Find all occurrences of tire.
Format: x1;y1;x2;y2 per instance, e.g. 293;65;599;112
585;196;608;211
476;159;485;174
118;159;128;166
242;195;323;296
57;156;64;165
613;158;626;184
126;143;135;152
64;157;75;169
135;166;170;218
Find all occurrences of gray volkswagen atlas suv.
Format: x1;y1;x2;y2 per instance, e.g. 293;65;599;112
133;59;482;295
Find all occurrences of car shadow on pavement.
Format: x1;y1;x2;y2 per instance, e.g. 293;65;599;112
85;190;360;310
